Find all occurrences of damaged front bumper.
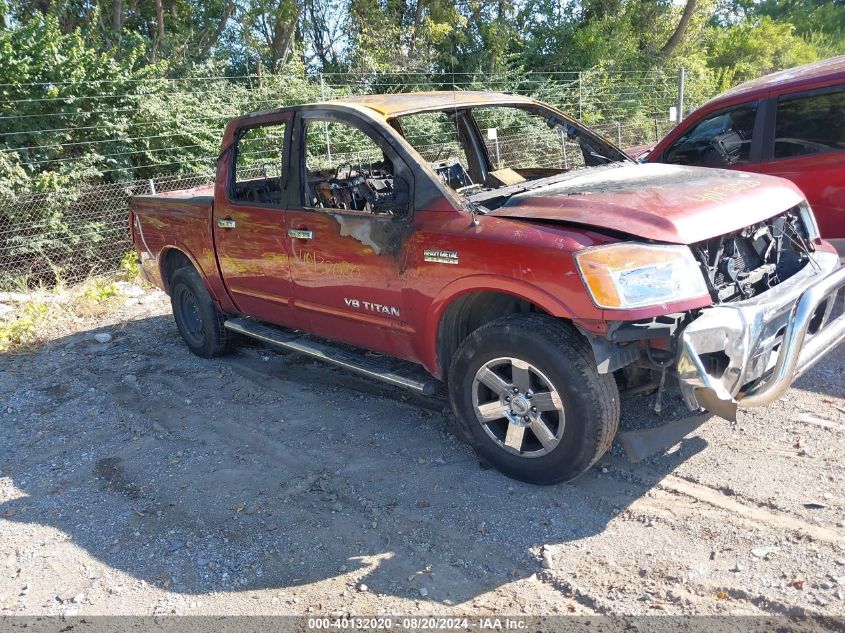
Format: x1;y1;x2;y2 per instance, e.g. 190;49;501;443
677;250;845;420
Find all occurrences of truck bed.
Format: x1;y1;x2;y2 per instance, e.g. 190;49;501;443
129;185;220;295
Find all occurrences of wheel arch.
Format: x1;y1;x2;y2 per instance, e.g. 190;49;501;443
157;248;189;292
158;246;202;294
426;275;577;378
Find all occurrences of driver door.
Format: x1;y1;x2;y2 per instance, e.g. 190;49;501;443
286;109;416;358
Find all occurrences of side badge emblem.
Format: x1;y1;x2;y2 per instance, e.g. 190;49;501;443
424;249;459;265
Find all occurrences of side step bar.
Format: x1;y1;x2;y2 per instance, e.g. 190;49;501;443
224;318;439;396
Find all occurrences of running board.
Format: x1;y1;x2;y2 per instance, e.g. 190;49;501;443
224;318;438;396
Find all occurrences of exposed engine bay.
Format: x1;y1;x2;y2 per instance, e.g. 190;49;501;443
307;162;406;213
584;208;818;421
690;207;813;303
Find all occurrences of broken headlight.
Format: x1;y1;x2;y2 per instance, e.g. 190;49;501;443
575;243;710;309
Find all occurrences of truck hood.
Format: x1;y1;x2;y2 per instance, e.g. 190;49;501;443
489;163;805;244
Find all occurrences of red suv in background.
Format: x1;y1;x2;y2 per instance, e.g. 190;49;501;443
634;56;845;254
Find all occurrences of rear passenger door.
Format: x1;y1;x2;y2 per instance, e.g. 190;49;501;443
751;86;845;242
214;112;297;326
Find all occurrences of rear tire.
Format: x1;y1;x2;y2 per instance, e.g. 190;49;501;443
448;314;619;485
170;266;231;358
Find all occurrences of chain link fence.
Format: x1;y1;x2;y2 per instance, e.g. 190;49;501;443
0;173;215;289
0;68;700;289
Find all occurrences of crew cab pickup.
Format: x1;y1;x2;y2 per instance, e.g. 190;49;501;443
130;91;845;484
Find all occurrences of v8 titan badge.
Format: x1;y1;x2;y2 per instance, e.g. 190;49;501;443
344;298;401;317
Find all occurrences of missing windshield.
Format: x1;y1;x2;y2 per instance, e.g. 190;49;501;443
392;104;630;205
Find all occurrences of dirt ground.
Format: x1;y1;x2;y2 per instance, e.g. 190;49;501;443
1;285;844;620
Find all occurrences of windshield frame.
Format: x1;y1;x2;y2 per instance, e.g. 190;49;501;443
387;100;633;196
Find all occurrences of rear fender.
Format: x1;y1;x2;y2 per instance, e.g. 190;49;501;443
157;244;236;313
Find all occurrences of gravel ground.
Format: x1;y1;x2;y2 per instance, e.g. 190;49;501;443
0;286;843;619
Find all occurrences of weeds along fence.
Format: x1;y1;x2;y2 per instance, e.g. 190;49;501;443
0;67;711;288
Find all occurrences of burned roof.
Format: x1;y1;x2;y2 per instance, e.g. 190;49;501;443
326;91;537;118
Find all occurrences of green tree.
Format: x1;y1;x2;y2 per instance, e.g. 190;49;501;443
708;16;824;89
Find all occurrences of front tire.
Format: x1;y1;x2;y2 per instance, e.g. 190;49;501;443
448;314;619;485
170;266;231;358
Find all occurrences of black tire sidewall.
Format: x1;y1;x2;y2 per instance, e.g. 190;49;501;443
170;267;227;358
449;318;610;484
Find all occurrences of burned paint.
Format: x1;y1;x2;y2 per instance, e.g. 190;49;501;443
487;163;804;244
334;213;411;258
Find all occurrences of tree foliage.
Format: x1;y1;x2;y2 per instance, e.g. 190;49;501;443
0;0;840;284
0;0;841;190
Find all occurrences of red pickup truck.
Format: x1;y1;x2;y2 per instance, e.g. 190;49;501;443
130;91;845;484
629;56;845;253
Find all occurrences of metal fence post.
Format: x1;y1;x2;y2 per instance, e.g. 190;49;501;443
559;130;569;169
578;71;583;121
320;73;332;163
616;121;622;148
677;67;686;123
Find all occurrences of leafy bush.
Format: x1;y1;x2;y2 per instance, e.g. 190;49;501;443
0;301;49;352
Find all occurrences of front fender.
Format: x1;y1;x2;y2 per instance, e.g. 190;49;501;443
420;274;578;376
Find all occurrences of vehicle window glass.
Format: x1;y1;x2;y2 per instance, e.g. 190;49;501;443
471;106;585;171
303;119;406;215
774;88;845;159
231;121;286;205
664;104;757;167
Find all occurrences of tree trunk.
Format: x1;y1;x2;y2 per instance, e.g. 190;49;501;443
409;0;425;55
151;0;164;62
155;0;164;38
269;0;302;70
491;0;506;71
198;0;234;59
660;0;697;60
307;0;327;68
112;0;123;36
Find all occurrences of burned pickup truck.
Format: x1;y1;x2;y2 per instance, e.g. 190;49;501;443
129;91;845;484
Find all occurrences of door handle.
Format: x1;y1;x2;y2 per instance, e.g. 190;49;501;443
217;218;237;229
288;228;313;240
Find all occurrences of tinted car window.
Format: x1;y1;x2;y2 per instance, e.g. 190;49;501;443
774;87;845;159
664;103;757;167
